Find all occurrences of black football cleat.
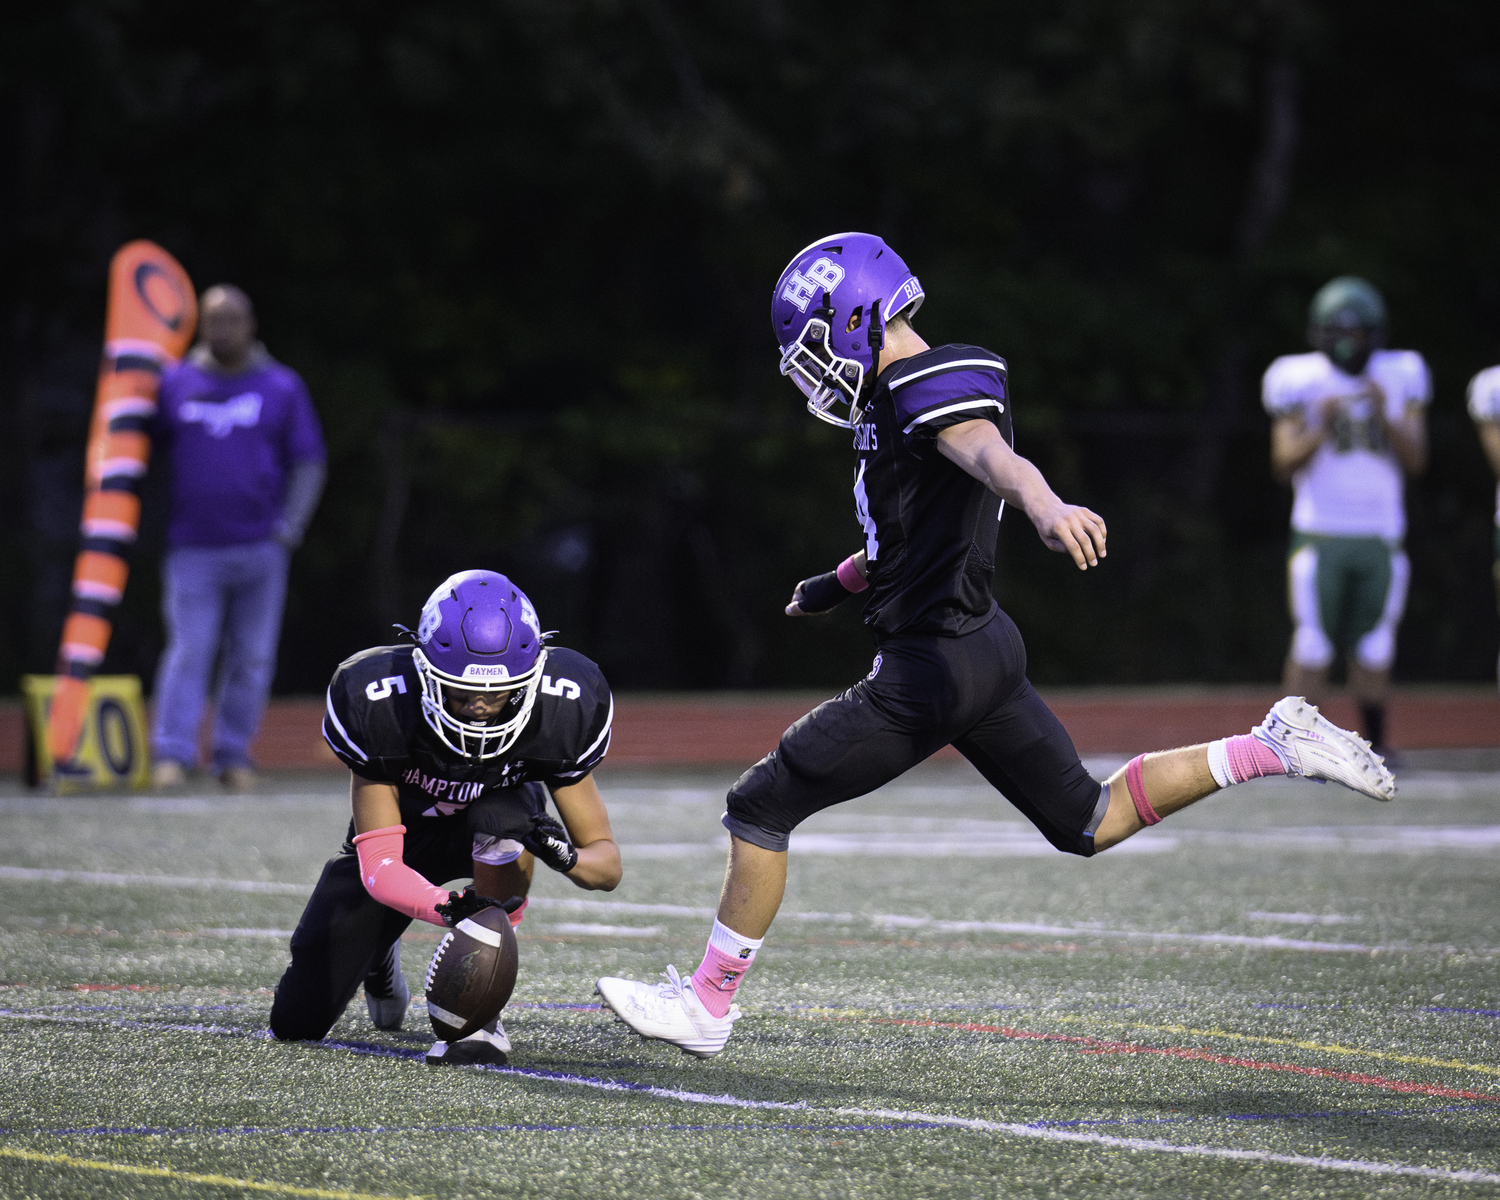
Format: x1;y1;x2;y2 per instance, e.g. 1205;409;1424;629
363;941;410;1031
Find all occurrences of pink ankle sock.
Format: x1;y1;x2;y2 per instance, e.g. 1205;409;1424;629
689;919;762;1018
691;946;749;1017
1222;733;1287;784
507;896;528;929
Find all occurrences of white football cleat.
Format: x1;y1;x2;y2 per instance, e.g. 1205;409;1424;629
1254;696;1396;802
596;965;740;1058
426;1017;511;1066
363;941;410;1031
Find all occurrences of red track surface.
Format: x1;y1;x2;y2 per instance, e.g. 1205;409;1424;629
3;686;1496;774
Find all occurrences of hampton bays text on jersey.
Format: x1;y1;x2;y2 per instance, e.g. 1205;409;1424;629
403;766;486;814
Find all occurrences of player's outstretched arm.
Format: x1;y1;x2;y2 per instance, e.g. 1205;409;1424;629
548;776;622;891
348;772;452;925
936;419;1106;570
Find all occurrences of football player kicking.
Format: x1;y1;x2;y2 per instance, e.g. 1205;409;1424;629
269;570;620;1065
596;232;1395;1058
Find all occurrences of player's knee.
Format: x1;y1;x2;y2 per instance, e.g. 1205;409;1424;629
268;1008;333;1042
1291;625;1334;670
1354;626;1395;671
268;983;336;1042
723;759;794;852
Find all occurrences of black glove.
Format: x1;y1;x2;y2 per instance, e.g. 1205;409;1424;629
791;570;855;614
435;885;506;927
520;814;579;874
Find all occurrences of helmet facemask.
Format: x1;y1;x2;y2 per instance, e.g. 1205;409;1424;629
779;293;885;429
1311;315;1381;377
780;316;867;428
412;644;547;761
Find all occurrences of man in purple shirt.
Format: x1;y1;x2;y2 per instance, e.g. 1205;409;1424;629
151;285;326;789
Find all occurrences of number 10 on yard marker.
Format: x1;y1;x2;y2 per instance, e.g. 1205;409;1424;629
21;674;151;792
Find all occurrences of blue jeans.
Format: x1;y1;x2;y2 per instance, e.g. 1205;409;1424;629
151;540;290;770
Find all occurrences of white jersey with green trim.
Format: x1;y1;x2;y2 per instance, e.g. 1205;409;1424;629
1467;364;1500;526
1262;348;1430;540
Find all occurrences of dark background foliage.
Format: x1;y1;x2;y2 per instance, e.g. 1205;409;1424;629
4;0;1498;694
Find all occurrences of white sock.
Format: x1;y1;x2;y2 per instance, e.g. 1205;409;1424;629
1205;738;1234;789
707;918;763;959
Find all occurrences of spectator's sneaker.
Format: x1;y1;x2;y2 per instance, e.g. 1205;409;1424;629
426;1018;510;1067
151;760;187;790
363;941;410;1031
596;965;740;1058
1255;696;1396;802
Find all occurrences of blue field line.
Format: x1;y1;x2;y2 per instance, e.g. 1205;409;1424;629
1425;1006;1500;1019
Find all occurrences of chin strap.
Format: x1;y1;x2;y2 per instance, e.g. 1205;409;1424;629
861;298;883;415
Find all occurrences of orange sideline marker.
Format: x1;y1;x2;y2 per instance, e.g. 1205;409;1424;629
46;241;196;766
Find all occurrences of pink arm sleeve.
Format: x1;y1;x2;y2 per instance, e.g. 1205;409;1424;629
352;825;450;927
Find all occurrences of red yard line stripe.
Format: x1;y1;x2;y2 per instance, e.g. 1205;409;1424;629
837;1016;1500;1105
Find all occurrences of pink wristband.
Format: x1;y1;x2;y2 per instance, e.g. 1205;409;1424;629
353;825;451;926
1124;755;1161;825
835;554;869;593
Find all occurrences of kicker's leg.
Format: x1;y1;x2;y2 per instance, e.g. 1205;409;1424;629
1093;745;1219;850
715;836;787;940
1094;693;1397;852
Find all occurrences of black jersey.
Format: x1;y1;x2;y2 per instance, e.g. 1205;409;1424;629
321;644;612;824
851;343;1013;641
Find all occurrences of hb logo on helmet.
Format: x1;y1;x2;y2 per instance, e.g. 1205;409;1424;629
417;595;443;643
781;258;846;313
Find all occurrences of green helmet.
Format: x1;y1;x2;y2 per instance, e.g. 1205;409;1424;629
1307;276;1386;376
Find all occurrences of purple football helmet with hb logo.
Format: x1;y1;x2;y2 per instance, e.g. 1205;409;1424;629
772;232;924;428
411;570;548;760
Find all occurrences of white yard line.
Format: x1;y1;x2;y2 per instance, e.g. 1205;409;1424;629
843;1107;1500;1185
0;866;309;895
0;866;1468;953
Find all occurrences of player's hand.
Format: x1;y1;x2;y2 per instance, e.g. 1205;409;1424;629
520;814;580;874
436;885;506;927
785;571;848;617
1031;500;1107;569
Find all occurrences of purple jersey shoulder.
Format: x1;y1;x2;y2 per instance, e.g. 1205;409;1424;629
887;345;1008;443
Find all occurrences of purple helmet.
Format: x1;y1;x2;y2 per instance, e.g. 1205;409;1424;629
411;570;548;760
771;232;924;428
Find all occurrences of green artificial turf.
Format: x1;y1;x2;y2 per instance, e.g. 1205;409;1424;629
1;761;1498;1198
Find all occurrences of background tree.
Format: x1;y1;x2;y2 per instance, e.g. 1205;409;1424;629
3;0;1498;693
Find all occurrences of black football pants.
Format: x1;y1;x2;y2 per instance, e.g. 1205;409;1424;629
268;817;475;1042
723;607;1106;856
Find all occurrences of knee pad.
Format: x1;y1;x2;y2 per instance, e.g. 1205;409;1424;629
1287;545;1333;668
471;835;524;866
1354;626;1395;671
1292;624;1335;670
722;756;794;852
1354;550;1408;671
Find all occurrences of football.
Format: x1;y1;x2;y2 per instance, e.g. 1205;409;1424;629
424;907;519;1040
